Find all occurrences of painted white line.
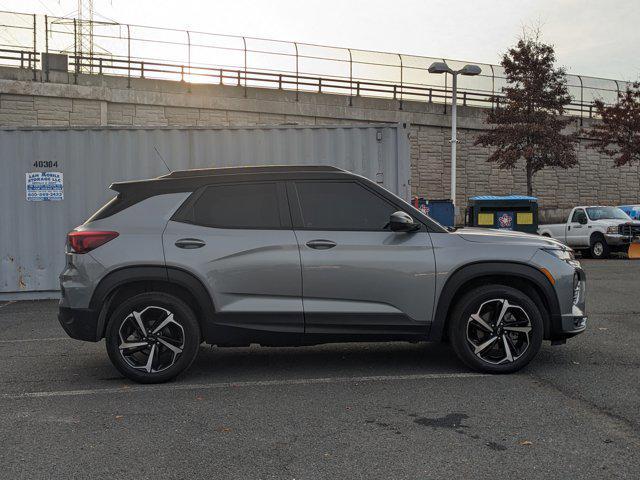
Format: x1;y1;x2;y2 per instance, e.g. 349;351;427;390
0;372;487;400
0;337;71;344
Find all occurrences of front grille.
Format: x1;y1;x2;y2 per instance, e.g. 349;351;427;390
618;223;640;236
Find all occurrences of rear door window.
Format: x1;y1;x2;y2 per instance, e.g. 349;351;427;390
189;182;283;229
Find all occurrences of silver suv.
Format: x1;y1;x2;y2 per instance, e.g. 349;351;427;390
59;166;587;383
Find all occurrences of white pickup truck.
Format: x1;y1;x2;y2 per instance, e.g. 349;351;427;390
538;206;640;259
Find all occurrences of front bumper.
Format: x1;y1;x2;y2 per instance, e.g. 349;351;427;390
58;304;100;342
604;233;638;246
549;265;587;340
557;310;588;336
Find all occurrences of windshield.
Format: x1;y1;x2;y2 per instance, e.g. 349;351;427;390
586;207;630;221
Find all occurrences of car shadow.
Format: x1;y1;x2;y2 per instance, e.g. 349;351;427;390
182;341;468;383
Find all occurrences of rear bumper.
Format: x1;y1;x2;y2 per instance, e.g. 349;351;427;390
58;304;100;342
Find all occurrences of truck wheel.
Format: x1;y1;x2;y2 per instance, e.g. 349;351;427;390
105;292;201;384
590;234;610;259
448;285;543;374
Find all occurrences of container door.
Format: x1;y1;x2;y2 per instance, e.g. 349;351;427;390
290;180;436;335
163;181;303;333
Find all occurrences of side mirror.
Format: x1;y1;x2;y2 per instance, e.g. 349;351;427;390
578;216;588;225
389;211;419;232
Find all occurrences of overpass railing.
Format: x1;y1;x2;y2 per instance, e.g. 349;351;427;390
0;10;629;122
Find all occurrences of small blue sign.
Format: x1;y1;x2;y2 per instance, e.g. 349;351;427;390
25;172;64;201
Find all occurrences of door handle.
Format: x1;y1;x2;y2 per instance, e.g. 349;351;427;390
306;239;337;250
175;238;206;249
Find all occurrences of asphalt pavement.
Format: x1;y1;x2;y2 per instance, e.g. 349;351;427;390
1;259;639;479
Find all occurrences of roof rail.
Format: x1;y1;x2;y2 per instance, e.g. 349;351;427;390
159;165;344;179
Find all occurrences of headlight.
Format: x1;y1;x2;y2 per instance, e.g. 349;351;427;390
606;226;618;234
542;247;575;261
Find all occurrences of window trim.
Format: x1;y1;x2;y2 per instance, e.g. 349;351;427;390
288;179;427;232
171;181;292;230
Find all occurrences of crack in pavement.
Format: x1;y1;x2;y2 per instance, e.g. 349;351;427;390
526;372;640;445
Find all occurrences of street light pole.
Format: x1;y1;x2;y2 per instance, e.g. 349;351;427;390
450;71;458;209
427;62;481;216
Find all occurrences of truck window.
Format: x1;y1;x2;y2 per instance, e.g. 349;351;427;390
571;209;587;224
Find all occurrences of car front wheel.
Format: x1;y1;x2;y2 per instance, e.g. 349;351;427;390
105;292;201;383
448;285;544;373
590;235;610;259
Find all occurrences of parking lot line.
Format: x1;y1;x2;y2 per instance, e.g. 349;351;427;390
0;337;71;344
0;372;488;400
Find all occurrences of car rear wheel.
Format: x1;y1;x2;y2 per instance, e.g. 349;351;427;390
105;292;201;383
448;285;543;373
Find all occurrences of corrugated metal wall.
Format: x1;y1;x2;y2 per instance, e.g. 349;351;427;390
0;123;410;298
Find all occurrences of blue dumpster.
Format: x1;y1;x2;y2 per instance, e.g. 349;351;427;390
412;197;454;227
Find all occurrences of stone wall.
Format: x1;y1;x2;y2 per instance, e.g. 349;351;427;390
0;66;637;223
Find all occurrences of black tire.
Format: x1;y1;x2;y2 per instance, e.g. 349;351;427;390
589;234;610;259
448;285;544;374
105;292;201;383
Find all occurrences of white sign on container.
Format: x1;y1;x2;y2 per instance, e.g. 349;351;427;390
25;172;64;201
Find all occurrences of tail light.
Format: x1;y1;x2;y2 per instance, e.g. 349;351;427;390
68;230;119;254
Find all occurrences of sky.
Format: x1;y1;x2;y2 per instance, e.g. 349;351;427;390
1;0;639;81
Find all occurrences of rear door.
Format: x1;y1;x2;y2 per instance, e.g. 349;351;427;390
163;181;303;333
289;179;436;336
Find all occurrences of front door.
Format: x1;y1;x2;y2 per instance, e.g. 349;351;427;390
163;181;303;334
567;208;589;248
289;180;436;335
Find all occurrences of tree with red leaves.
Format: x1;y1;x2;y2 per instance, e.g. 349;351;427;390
475;36;578;196
587;83;640;167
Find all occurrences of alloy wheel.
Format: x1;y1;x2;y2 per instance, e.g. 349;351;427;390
466;298;532;365
593;242;604;257
118;306;185;373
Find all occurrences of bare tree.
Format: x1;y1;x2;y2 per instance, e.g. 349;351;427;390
586;82;640;166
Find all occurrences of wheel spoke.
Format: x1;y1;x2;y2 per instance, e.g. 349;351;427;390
157;337;183;354
144;344;157;373
132;310;147;336
152;313;178;335
119;341;148;350
503;325;532;333
470;313;493;333
474;336;498;355
495;300;510;327
501;335;514;362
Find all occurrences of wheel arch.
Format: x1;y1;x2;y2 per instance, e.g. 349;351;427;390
90;265;215;340
589;230;606;243
429;261;560;342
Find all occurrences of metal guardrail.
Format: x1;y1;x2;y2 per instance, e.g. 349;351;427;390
0;10;628;121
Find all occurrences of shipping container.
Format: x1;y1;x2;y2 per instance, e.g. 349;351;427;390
0;123;410;299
